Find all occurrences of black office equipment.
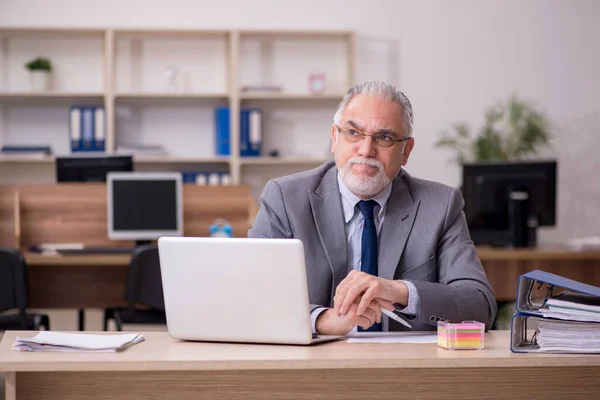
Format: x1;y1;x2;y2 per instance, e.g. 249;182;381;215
107;172;183;248
0;246;50;330
461;160;557;248
55;155;133;182
103;244;166;331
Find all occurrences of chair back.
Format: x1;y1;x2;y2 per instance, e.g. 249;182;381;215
125;244;165;311
0;246;29;328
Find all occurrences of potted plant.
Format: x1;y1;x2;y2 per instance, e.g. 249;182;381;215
435;94;552;165
25;56;53;92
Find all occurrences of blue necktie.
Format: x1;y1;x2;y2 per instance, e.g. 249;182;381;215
357;200;381;332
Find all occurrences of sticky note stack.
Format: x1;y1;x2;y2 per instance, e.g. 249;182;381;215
437;321;485;350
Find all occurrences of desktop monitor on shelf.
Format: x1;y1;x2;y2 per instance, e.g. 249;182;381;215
461;160;557;248
56;155;133;182
107;172;183;247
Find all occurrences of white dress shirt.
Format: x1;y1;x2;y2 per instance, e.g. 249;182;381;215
310;173;421;333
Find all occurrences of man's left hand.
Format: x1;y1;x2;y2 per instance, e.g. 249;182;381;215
334;270;409;316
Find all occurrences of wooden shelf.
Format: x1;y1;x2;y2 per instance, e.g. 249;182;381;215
133;156;230;164
0;155;232;165
0;92;104;104
0;27;356;188
0;155;54;163
240;29;353;39
115;93;228;100
240;157;330;166
240;92;344;101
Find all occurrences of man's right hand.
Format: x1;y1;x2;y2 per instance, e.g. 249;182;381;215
315;298;393;336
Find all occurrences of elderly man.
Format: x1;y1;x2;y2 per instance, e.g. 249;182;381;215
248;81;497;336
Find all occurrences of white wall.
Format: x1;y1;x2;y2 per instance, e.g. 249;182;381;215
1;0;599;243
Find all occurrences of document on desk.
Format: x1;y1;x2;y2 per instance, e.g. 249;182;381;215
346;332;438;344
13;331;145;353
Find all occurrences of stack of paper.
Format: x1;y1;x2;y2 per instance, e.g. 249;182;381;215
536;319;600;352
536;292;600;352
541;294;600;323
13;332;144;353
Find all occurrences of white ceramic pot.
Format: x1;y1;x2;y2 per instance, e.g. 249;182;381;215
29;71;51;92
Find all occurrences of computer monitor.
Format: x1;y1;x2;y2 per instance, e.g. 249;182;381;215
56;155;133;182
107;172;183;246
461;160;557;248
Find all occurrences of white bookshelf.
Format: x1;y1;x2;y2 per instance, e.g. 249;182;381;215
0;27;355;195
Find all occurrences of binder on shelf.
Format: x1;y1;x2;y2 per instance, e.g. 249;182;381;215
510;270;600;353
94;107;106;152
69;106;105;153
69;107;82;152
0;145;52;155
81;107;95;151
215;107;262;157
215;107;230;156
248;109;262;157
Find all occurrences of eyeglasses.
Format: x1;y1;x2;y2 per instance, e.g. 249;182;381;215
335;125;411;148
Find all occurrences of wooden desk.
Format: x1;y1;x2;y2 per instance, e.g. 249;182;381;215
24;253;130;309
23;247;600;311
1;330;600;400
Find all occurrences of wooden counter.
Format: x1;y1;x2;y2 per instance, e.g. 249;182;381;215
2;330;600;399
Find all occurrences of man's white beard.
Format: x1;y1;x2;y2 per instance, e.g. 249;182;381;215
340;157;391;197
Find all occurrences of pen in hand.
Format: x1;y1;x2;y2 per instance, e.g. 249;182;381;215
381;308;412;329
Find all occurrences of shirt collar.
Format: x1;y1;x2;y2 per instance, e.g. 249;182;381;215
337;172;393;223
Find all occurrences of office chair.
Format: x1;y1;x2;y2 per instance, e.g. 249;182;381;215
0;246;50;330
103;244;166;331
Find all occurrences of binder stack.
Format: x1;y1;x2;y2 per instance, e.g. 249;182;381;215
214;106;262;156
510;270;600;353
69;106;105;152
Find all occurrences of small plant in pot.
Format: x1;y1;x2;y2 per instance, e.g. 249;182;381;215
25;56;53;92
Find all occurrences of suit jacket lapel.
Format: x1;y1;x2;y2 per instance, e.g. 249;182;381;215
309;167;348;295
379;171;421;281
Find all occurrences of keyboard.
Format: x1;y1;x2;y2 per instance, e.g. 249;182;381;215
57;247;134;255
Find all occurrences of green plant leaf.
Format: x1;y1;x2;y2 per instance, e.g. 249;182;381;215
25;57;52;72
434;93;552;165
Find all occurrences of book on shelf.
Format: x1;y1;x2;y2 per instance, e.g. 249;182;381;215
115;144;167;156
241;84;282;93
0;145;52;159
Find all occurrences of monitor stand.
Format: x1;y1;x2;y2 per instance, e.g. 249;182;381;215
508;187;536;248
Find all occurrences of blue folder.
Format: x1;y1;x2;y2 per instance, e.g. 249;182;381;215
510;270;600;353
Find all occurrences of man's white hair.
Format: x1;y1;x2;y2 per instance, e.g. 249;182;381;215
333;81;414;137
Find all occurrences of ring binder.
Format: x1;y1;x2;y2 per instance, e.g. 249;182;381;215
510;270;600;353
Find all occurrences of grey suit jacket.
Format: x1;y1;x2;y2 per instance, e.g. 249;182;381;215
248;161;497;331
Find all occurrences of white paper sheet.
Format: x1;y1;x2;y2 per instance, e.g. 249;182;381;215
13;331;145;352
346;332;438;344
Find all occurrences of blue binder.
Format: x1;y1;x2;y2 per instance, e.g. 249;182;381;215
510;270;600;353
215;107;230;156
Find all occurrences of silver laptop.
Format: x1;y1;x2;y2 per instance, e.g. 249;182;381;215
157;236;341;345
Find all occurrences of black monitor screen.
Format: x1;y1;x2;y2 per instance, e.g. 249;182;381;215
56;156;133;182
112;180;178;231
462;161;557;244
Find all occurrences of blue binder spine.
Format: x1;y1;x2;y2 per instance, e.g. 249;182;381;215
240;109;250;157
215;107;230;156
81;107;95;151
